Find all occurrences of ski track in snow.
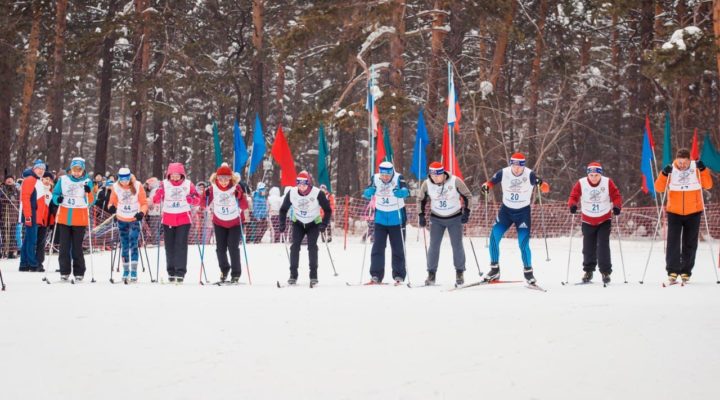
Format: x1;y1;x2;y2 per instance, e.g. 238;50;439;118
1;235;719;400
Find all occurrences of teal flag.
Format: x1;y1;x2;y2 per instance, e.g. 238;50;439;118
382;124;393;162
212;120;222;168
700;133;720;172
662;111;672;167
317;124;331;191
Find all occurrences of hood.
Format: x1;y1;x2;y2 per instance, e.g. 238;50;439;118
22;168;34;178
166;163;186;180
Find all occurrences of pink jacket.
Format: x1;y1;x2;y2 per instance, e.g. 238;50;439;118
152;163;201;227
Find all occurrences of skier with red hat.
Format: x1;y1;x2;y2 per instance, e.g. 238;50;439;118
278;171;332;286
480;153;548;284
567;162;623;284
416;161;473;285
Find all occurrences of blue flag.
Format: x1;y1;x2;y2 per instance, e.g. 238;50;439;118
249;113;266;175
212;120;222;168
233;119;248;174
640;129;656;199
410;109;429;179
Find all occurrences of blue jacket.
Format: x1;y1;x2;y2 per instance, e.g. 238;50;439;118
252;191;268;219
362;173;409;226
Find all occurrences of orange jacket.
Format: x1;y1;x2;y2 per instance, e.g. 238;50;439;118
108;178;148;222
654;162;712;216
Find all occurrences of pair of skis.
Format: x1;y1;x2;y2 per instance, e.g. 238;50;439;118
449;279;547;292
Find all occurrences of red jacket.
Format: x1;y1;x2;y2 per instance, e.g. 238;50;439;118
567;178;622;225
202;182;249;228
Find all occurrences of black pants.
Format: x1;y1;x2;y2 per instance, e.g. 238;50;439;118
370;223;406;282
36;226;47;268
215;224;241;278
163;224;190;278
582;220;612;274
58;224;86;276
666;211;702;276
289;221;320;279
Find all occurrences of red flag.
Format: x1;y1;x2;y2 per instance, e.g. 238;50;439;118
645;114;655;150
375;121;386;171
270;124;297;187
691;128;699;160
441;124;463;179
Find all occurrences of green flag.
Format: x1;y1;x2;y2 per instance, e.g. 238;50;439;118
382;124;393;162
662;111;672;166
317;124;331;191
700;132;720;172
212;119;222;168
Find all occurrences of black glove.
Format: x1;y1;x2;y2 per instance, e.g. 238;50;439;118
696;160;706;171
535;177;543;186
107;205;116;214
56;195;64;204
461;208;470;224
134;212;145;221
569;205;577;214
318;222;327;232
480;183;490;195
418;213;427;227
662;164;673;176
613;207;621;216
84;184;92;193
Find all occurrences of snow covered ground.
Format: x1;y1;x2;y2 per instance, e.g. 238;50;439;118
1;231;719;400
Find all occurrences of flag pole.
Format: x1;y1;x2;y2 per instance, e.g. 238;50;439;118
367;65;375;179
447;62;454;176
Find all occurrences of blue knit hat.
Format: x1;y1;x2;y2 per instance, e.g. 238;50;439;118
33;159;47;170
69;157;86;170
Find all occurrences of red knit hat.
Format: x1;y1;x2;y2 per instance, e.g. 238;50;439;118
428;161;444;176
586;161;603;174
216;163;232;177
509;153;526;166
296;170;310;185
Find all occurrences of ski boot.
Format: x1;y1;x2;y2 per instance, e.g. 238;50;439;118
287;277;297;285
668;273;678;283
60;274;70;281
74;275;84;282
230;276;240;284
425;271;436;286
370;276;381;284
484;264;500;282
167;276;176;283
680;273;690;283
130;270;138;282
310;278;319;287
582;271;593;283
523;268;536;285
601;273;611;284
175;277;184;285
219;272;228;282
122;270;130;284
393;276;403;284
455;270;464;286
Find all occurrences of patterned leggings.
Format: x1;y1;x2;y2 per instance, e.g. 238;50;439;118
118;220;140;269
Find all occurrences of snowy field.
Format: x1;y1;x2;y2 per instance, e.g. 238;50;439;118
1;230;719;400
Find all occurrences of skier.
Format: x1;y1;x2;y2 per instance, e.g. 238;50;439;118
152;162;201;283
278;171;332;285
655;148;712;283
52;157;95;281
417;162;473;285
107;167;148;283
480;153;548;284
567;162;623;284
267;186;284;243
203;163;249;283
362;161;410;284
19;159;47;272
36;171;56;271
249;183;268;243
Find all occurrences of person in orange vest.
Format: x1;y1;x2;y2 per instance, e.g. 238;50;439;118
35;171;56;272
108;168;148;283
655;148;713;283
51;157;95;281
19;159;47;272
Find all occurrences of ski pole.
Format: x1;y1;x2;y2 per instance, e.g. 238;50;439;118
239;214;253;285
321;230;338;276
86;205;96;283
614;214;628;284
698;187;720;284
395;205;410;285
640;179;669;284
110;220;119;283
562;213;576;285
484;193;489;248
155;202;163;283
468;235;482;277
0;267;5;291
536;185;551;261
359;224;370;284
139;222;154;282
42;206;62;284
195;205;209;285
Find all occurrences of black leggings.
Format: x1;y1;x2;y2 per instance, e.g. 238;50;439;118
214;224;242;278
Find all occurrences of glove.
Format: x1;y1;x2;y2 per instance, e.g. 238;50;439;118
480;183;490;195
134;212;145;221
696;160;706;171
362;186;376;199
662;164;673;176
107;205;116;214
613;207;621;216
84;184;92;193
24;217;32;227
318;222;327;232
535;177;543;186
418;213;427;227
56;195;64;204
393;187;409;198
461;208;470;224
569;205;577;214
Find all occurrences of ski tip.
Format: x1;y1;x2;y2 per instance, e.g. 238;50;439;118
276;281;281;288
638;281;644;285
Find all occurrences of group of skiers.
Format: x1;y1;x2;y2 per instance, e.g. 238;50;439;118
4;146;714;287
